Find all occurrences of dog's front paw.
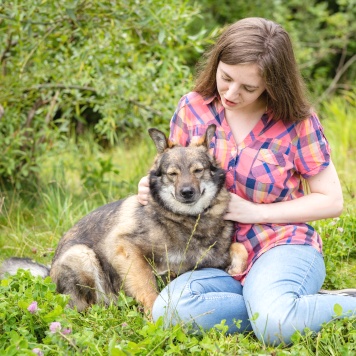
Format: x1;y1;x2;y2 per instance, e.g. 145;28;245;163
227;242;248;276
227;260;247;276
140;292;159;318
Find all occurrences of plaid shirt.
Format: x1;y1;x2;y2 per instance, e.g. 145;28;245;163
170;92;330;283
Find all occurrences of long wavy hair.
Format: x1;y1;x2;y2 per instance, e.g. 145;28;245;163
194;17;311;123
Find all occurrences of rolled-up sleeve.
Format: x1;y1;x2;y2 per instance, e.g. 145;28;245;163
294;113;331;178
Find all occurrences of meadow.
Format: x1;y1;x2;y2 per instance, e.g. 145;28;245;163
0;96;355;355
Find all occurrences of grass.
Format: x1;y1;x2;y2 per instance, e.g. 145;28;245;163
0;97;356;354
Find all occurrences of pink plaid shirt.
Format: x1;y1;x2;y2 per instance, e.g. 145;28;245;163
169;92;331;283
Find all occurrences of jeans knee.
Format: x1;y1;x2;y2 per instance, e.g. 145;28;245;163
152;269;247;332
247;299;300;345
250;313;291;345
152;282;189;325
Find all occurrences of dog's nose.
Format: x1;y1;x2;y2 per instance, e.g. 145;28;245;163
180;187;195;200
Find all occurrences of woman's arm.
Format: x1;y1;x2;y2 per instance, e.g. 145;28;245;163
224;160;343;224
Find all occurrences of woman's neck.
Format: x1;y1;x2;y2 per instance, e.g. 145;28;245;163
224;98;267;145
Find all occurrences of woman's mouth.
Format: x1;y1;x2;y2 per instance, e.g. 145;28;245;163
224;97;238;107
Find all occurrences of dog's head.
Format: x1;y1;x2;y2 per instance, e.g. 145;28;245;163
148;125;226;216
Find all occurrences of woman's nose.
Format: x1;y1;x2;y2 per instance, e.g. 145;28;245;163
226;84;240;99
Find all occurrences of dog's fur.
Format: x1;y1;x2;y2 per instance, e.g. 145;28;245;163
1;125;247;312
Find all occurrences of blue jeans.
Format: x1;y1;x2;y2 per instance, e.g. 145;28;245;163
152;245;356;345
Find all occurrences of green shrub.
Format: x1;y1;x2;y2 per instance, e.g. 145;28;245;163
0;0;204;186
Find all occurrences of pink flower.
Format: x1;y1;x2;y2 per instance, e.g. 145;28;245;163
121;322;128;327
32;348;44;356
62;328;72;335
337;227;344;233
49;321;62;333
27;301;38;314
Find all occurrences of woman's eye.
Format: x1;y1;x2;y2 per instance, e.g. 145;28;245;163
221;76;232;82
244;86;256;93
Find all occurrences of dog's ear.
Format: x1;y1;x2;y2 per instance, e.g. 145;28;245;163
204;124;216;148
148;128;168;154
189;124;217;148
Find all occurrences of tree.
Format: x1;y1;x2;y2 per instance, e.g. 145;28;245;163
0;0;205;186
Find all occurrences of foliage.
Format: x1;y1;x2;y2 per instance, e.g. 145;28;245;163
320;88;356;207
320;89;356;163
1;0;355;188
0;0;204;186
2;270;356;355
315;214;356;289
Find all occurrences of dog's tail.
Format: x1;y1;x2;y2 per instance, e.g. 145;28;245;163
0;257;50;279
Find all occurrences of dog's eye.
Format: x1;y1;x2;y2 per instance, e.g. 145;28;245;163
167;172;177;177
193;168;203;174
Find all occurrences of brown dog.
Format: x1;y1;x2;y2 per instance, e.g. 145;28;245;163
1;125;247;312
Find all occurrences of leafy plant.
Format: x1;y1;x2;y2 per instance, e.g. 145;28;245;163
0;0;204;186
2;269;356;354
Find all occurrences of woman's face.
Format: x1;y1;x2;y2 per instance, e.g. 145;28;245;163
216;61;266;113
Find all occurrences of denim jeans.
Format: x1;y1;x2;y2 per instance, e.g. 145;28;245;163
152;245;356;345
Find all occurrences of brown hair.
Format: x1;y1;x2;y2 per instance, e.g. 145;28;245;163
194;17;311;123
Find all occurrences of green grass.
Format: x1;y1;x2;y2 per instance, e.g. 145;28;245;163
0;97;356;354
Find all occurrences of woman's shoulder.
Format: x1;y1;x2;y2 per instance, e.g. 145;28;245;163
172;92;219;128
262;112;325;144
294;111;324;133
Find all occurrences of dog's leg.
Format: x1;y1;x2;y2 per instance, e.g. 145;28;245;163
114;241;159;314
227;242;248;276
50;244;109;311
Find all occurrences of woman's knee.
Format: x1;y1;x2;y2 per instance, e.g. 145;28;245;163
152;279;189;324
152;268;246;330
242;246;326;344
151;268;225;324
247;300;297;345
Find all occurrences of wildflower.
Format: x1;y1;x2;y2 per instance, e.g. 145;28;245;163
62;328;72;335
337;227;344;233
27;301;38;314
32;348;44;356
49;321;62;333
121;322;128;327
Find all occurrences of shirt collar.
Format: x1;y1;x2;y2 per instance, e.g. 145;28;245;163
202;94;218;105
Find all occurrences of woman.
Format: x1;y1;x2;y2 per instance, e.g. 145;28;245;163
137;17;356;345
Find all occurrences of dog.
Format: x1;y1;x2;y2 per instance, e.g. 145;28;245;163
1;125;247;312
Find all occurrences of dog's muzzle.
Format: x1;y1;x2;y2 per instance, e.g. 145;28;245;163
177;186;201;204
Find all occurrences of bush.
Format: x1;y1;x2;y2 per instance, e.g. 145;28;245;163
0;0;205;186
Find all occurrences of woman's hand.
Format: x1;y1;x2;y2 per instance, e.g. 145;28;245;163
137;175;150;205
224;193;263;224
